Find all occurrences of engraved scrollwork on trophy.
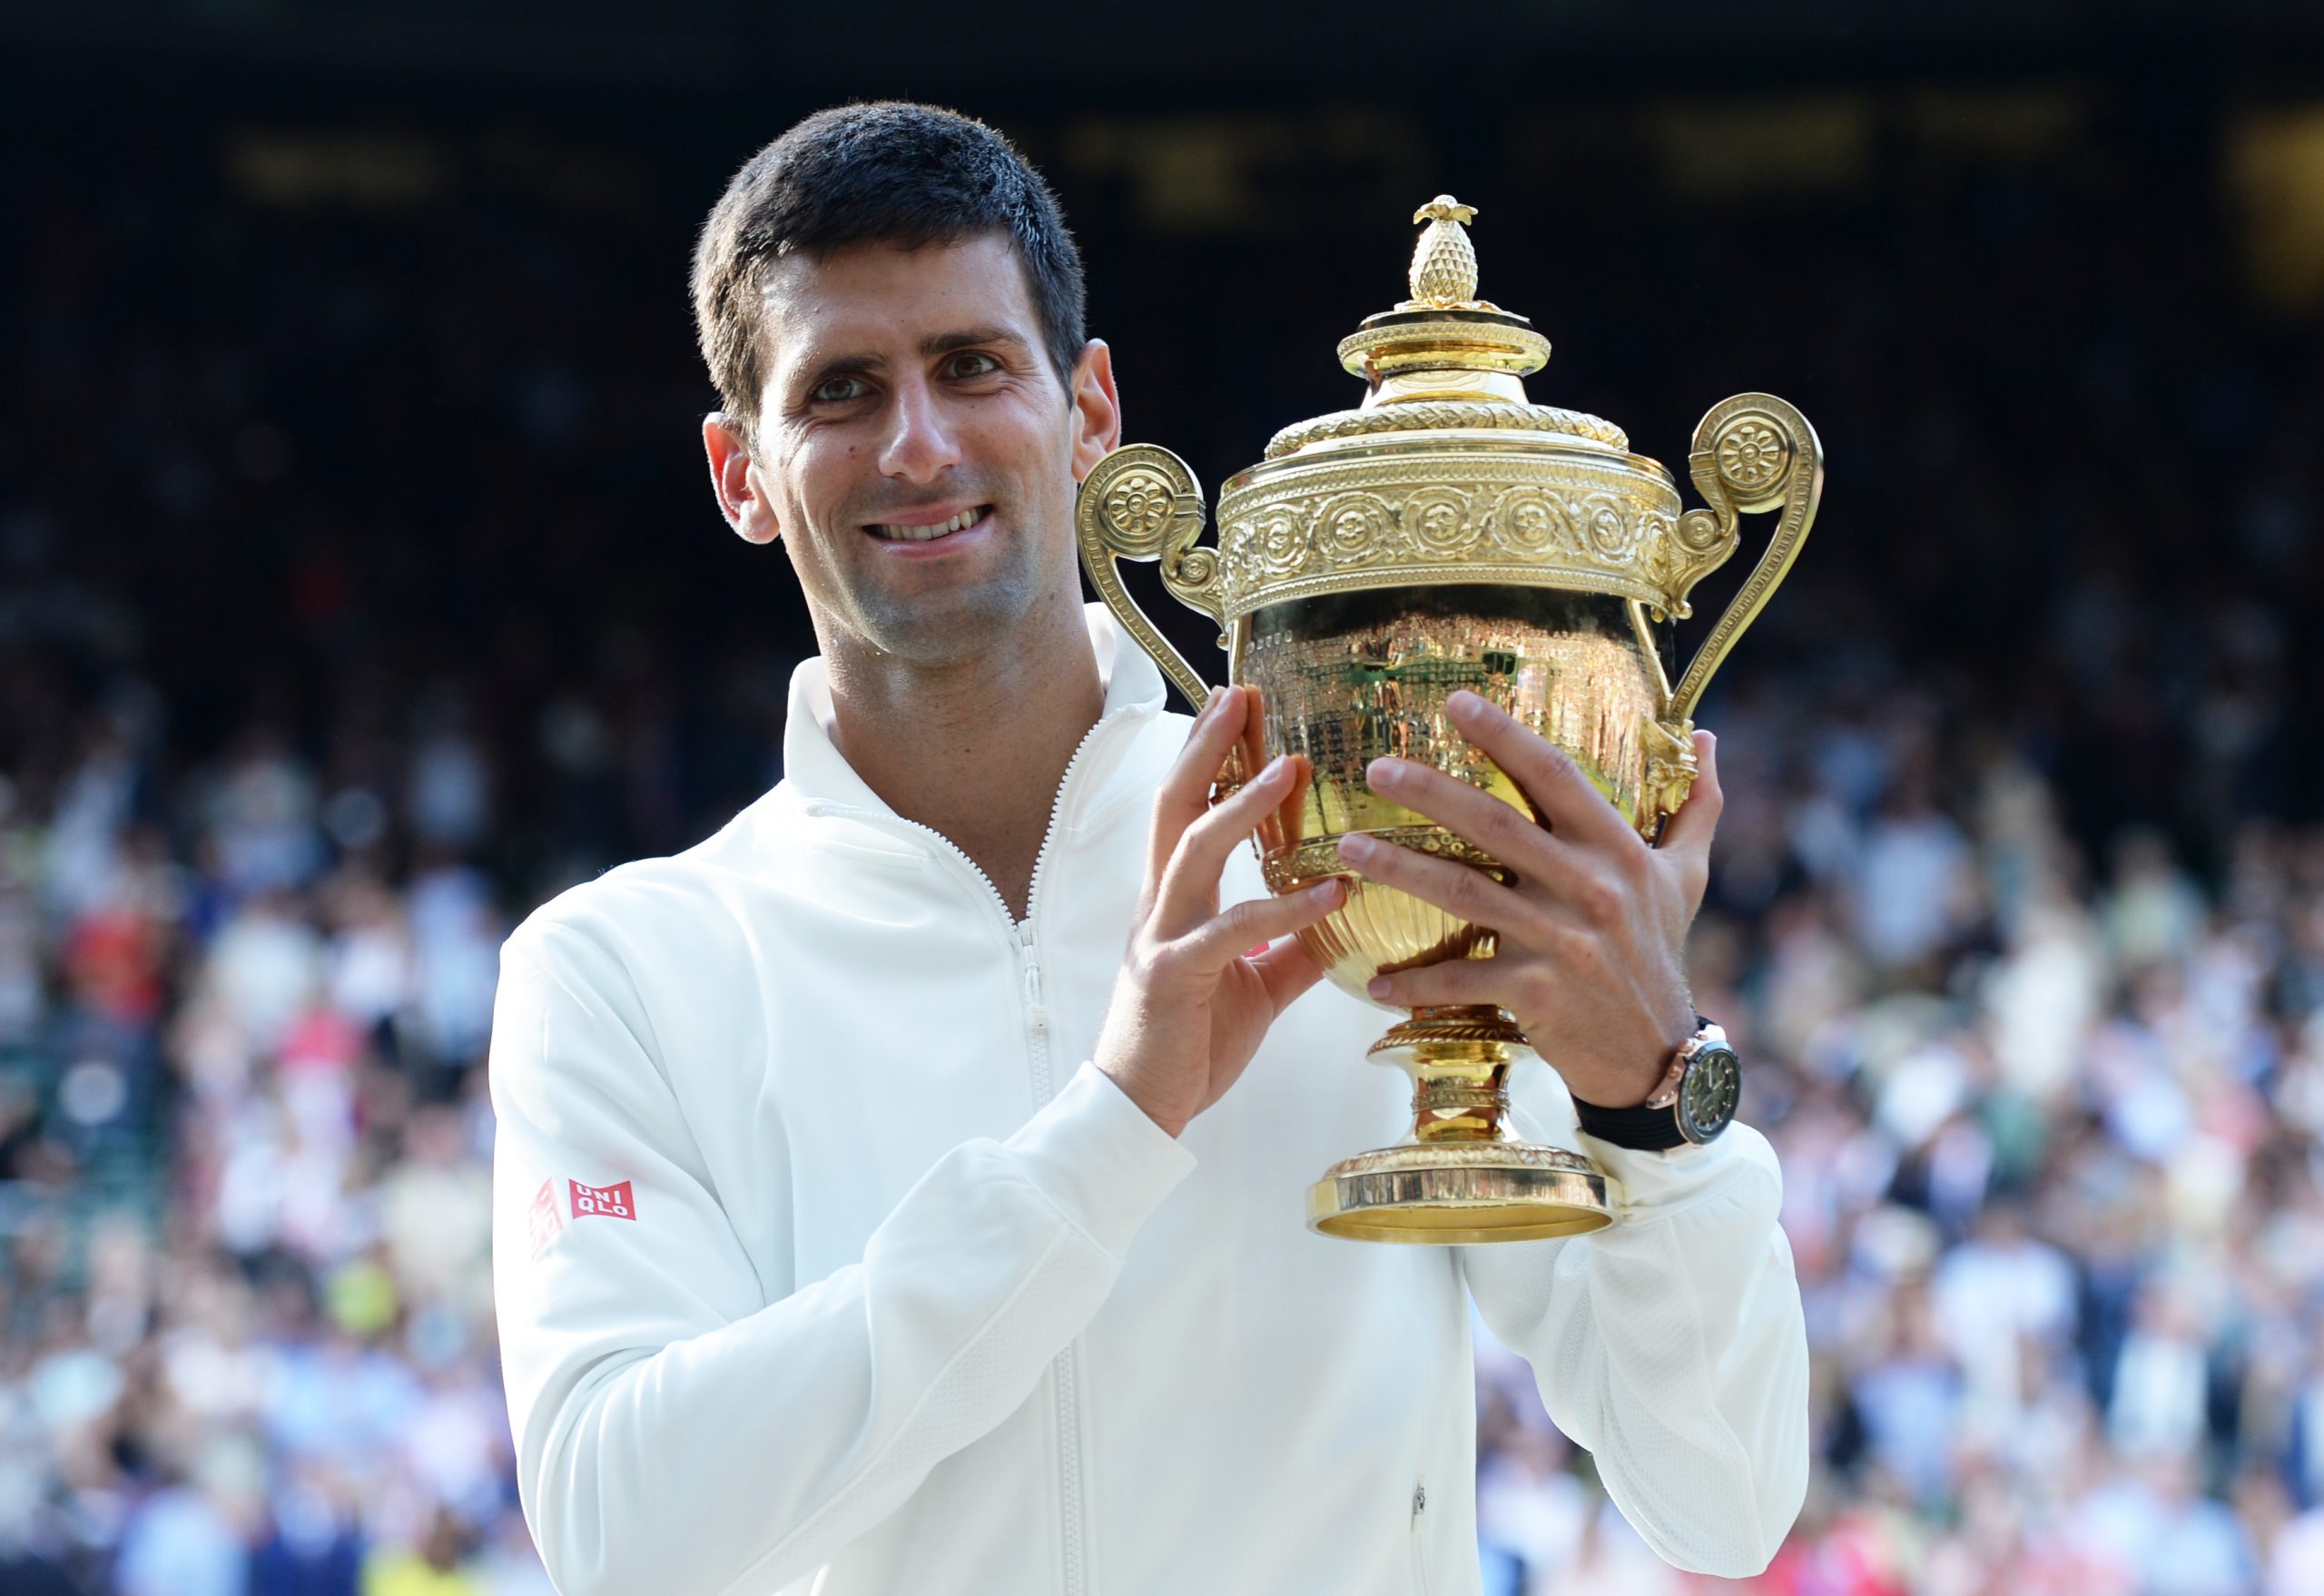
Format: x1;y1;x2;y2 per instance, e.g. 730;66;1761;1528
1255;503;1311;577
1214;454;1683;616
1633;508;1677;576
1075;443;1218;710
1313;492;1396;566
1577;492;1638;562
1214;517;1256;616
1488;486;1563;557
1399;487;1479;560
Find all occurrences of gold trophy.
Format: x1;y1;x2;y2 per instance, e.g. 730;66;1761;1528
1078;197;1822;1243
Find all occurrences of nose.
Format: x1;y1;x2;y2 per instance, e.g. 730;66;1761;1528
876;372;961;485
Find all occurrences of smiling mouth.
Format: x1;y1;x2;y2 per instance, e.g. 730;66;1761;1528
867;506;990;543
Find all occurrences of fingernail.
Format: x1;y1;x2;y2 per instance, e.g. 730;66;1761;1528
1365;758;1400;788
1446;690;1483;721
1203;686;1226;715
1366;976;1390;1000
1309;879;1344;903
1261;754;1292;782
1338;833;1375;862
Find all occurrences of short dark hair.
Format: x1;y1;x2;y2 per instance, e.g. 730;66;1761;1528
691;102;1087;434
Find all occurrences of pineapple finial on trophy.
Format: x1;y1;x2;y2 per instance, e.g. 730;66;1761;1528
1407;194;1483;309
1336;194;1537;406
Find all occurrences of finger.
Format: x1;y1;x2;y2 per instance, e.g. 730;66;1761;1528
1150;754;1300;937
1363;757;1591;898
1443;690;1634;853
1249;934;1327;1016
1335;831;1548;940
1656;729;1724;862
1366;954;1507;1011
1227;683;1267;793
1204;684;1267;796
1176;878;1344;969
1226;685;1298;860
1147;685;1246;886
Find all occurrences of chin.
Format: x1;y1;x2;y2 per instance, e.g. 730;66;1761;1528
854;580;1046;664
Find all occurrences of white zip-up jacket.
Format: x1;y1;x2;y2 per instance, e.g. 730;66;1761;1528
489;606;1809;1596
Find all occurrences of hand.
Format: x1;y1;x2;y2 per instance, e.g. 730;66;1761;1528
1093;686;1343;1138
1335;689;1721;1108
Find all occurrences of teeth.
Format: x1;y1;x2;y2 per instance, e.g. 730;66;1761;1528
874;507;981;541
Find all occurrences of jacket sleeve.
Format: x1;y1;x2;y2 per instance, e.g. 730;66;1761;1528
1457;1080;1809;1579
488;914;1195;1596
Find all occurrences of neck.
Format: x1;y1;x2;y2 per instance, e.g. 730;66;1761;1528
822;590;1105;920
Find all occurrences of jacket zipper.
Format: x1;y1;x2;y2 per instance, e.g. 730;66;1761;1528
811;704;1134;1596
812;705;1133;937
1409;1481;1430;1596
1014;921;1088;1596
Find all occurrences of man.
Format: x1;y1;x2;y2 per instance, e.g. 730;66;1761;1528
489;103;1807;1596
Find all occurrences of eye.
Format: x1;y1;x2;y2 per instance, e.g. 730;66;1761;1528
944;350;1001;379
810;374;870;405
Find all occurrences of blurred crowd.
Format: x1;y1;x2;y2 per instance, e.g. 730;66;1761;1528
1;709;535;1591
1477;757;2324;1595
5;82;2324;1596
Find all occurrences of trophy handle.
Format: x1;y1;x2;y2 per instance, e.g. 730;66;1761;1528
1660;394;1825;725
1075;443;1226;713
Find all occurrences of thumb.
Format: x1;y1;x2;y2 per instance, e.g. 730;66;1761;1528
1250;933;1327;1017
1657;729;1724;865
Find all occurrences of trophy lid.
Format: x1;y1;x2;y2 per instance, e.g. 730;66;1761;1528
1263;197;1630;460
1078;195;1817;734
1179;197;1732;631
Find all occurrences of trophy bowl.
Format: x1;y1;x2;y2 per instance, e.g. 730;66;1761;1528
1078;197;1823;1244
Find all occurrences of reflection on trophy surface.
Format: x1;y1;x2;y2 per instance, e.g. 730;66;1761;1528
1078;196;1823;1243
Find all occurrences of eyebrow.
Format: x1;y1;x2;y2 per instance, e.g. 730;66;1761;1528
921;325;1026;358
797;326;1031;385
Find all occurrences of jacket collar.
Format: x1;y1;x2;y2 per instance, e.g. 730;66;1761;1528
779;603;1172;823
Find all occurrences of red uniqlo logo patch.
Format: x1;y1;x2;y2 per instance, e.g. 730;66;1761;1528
569;1178;636;1221
528;1178;564;1258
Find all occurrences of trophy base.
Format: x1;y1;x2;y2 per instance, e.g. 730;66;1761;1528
1306;1005;1620;1244
1306;1142;1615;1244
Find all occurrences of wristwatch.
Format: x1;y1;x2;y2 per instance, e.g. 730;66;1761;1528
1571;1017;1740;1151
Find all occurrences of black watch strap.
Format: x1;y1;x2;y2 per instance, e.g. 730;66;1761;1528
1571;1014;1710;1152
1571;1094;1689;1151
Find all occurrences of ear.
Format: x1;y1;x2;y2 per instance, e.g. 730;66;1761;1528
704;413;782;545
1067;340;1122;484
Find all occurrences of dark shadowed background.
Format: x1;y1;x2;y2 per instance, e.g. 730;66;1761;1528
5;5;2324;1592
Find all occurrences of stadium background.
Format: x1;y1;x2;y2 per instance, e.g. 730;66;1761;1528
5;3;2324;1591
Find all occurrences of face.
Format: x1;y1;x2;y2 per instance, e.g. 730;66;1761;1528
705;233;1118;665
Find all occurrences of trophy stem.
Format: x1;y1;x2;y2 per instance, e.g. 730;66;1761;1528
1305;1003;1620;1245
1376;1004;1525;1144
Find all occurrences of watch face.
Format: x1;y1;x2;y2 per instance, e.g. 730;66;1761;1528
1679;1044;1741;1142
